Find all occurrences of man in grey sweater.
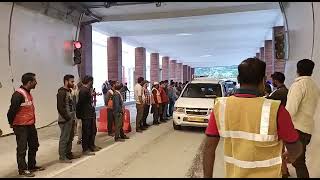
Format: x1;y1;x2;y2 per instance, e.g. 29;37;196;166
57;75;78;163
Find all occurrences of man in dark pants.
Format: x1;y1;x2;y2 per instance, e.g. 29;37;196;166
267;72;289;178
286;59;320;178
7;73;45;177
134;77;146;132
77;75;101;156
151;82;161;125
142;80;151;128
105;81;116;136
57;75;80;163
113;81;130;142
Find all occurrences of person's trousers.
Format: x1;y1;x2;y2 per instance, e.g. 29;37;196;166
107;108;115;134
13;125;39;171
162;102;169;120
81;118;97;152
292;130;312;178
136;104;144;130
142;105;150;126
114;112;125;139
169;99;175;116
152;104;160;123
58;119;75;159
75;118;82;141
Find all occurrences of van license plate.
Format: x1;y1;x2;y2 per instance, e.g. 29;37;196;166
188;117;204;122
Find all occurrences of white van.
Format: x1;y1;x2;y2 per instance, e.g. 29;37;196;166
173;78;226;130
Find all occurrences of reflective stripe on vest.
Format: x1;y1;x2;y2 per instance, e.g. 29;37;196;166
217;98;277;142
224;156;282;169
17;88;33;106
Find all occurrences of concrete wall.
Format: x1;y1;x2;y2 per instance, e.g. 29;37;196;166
0;2;78;135
283;2;320;177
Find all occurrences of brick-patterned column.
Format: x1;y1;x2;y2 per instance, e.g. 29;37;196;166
135;47;146;81
162;56;169;81
256;53;260;59
187;66;191;81
170;60;177;81
183;65;188;82
150;53;160;83
265;40;273;80
191;68;195;80
78;24;92;79
273;26;286;73
107;37;122;81
176;63;182;82
260;47;265;62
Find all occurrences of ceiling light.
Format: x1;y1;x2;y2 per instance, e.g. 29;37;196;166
200;55;212;58
176;33;192;36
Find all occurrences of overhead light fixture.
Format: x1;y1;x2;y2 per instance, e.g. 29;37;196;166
156;2;161;7
200;55;212;58
176;33;192;36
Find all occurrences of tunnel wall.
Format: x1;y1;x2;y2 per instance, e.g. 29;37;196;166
0;2;79;135
283;2;320;177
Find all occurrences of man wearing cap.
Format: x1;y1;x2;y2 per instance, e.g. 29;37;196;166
151;82;162;125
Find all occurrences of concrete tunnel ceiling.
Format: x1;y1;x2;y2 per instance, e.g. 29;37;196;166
85;2;283;67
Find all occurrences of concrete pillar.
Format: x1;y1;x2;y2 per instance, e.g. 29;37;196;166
264;40;273;80
162;56;169;81
107;37;122;81
191;68;195;80
78;24;92;79
260;47;265;62
176;63;183;83
256;53;260;59
273;26;286;73
150;53;160;83
183;65;188;83
135;47;146;81
170;60;177;81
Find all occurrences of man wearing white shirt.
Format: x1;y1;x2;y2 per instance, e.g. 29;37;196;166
134;77;145;132
286;59;320;178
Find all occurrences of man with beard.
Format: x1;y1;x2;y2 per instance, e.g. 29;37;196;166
77;75;101;156
57;75;80;163
7;73;45;177
266;72;289;177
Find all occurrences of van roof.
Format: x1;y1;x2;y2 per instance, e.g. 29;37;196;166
191;78;222;84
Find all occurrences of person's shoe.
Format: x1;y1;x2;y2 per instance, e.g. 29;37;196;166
66;153;81;160
115;138;125;142
19;170;35;177
136;129;143;133
140;127;147;130
282;171;290;178
90;146;101;152
83;151;95;156
143;124;150;128
28;166;45;172
59;158;73;163
120;135;130;139
153;122;160;126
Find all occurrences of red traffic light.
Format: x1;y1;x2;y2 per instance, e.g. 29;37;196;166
73;41;82;49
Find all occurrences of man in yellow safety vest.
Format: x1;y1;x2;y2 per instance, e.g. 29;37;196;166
202;57;303;178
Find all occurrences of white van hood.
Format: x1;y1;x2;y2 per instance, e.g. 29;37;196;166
175;97;215;109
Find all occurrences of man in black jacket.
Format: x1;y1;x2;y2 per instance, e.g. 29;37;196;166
57;75;79;163
76;75;101;155
7;73;45;177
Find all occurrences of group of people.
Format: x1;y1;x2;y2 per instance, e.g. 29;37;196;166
133;78;189;132
7;74;103;177
203;58;320;178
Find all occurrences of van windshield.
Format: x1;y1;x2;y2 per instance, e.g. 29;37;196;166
181;83;222;98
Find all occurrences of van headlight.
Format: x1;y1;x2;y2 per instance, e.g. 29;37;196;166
175;107;185;113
